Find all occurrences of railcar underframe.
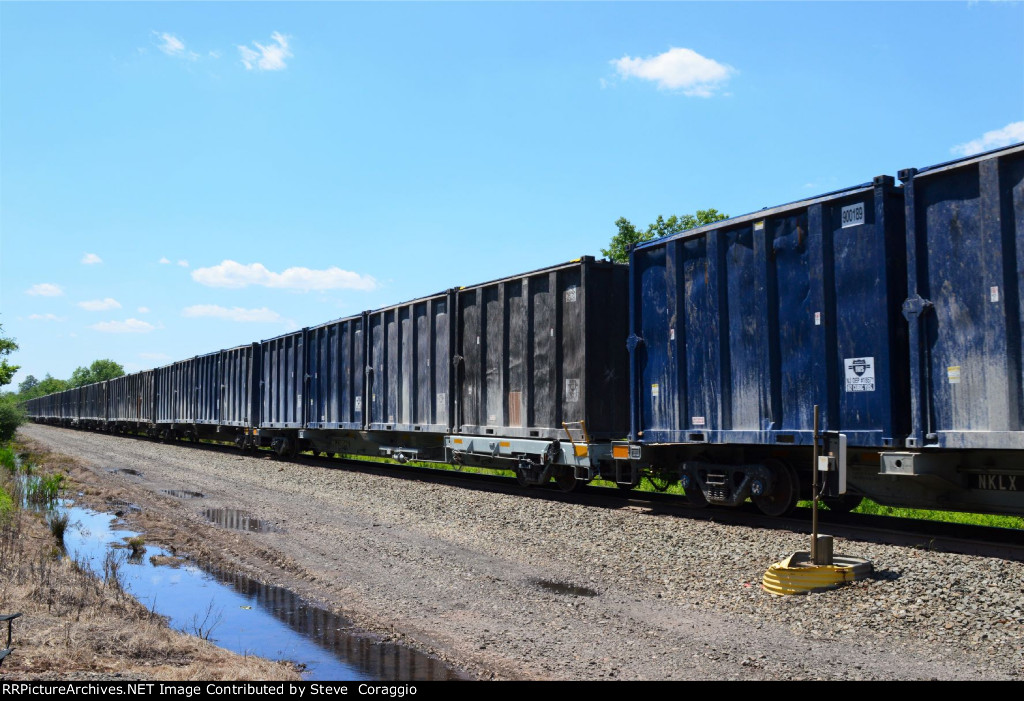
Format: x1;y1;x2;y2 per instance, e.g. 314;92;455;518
28;414;1024;519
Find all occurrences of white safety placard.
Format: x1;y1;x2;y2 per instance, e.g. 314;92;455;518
844;356;875;392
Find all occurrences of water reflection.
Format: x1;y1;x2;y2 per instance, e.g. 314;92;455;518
203;507;273;533
205;566;461;681
59;504;464;680
161;490;205;499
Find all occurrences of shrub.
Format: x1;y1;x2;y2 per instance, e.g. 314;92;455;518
0;397;25;443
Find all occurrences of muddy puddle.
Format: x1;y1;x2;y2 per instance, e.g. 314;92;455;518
535;579;598;597
105;498;141;514
203;507;274;533
59;504;463;680
108;468;143;477
161;489;205;499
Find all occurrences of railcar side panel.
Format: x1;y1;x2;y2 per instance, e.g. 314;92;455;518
901;144;1024;449
456;258;629;440
108;371;155;423
367;293;452;433
80;382;108;422
157;359;197;424
221;344;259;427
631;179;908;448
261;330;306;429
195;352;220;425
307;317;365;430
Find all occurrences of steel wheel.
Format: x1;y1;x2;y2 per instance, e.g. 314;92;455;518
515;467;532;488
753;459;798;517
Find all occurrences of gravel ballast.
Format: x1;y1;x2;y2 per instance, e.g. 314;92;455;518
19;423;1024;680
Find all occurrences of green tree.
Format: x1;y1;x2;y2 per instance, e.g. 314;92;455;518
0;324;24;440
18;373;68;400
0;324;19;388
18;375;39;395
68;359;125;388
602;208;730;263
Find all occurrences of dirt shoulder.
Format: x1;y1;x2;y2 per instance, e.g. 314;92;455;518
0;439;300;681
16;423;1024;681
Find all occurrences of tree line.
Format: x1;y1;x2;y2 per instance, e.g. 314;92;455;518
15;359;126;401
0;324;124;440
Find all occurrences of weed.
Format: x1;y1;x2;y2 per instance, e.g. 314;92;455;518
26;473;64;505
127;536;146;557
103;549;126;595
48;511;70;542
184;599;223;641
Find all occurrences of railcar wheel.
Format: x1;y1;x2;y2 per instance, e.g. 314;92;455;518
515;469;532;488
824;495;864;513
753;459;798;517
679;467;708;507
554;467;579;493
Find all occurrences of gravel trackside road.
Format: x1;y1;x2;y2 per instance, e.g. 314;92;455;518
19;424;1024;681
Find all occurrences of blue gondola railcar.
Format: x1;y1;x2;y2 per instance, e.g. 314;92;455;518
620;177;908;514
874;143;1024;515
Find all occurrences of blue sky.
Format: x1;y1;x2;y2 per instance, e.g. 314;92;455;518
2;1;1022;386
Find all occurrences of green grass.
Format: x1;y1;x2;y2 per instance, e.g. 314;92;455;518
25;472;64;506
851;498;1024;529
0;444;16;473
0;484;14;527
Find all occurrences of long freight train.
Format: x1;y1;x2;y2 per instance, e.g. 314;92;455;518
24;142;1024;518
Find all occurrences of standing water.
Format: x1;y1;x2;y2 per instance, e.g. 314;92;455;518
61;504;463;680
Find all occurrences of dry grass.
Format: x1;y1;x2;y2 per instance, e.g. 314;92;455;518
0;445;300;681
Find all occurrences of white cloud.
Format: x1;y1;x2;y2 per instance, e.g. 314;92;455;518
951;121;1024;157
159;257;172;264
209;50;221;59
28;313;66;322
78;298;122;312
192;260;377;292
156;32;186;57
81;253;103;265
238;32;292;71
139;352;172;361
26;283;64;297
177;259;190;268
138;306;151;313
182;304;286;323
90;318;155;333
611;47;735;97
